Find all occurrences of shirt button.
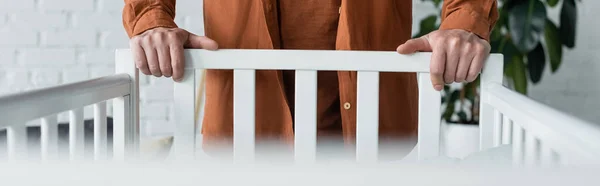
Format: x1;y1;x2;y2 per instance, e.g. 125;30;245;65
343;102;351;110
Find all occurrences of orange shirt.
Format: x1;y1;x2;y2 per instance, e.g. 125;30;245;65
123;0;499;154
277;0;344;141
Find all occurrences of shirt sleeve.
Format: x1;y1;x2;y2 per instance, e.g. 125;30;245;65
122;0;178;38
439;0;499;42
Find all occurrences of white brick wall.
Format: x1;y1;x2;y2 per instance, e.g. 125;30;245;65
0;0;598;137
0;68;28;94
10;13;68;30
22;48;77;65
0;0;35;11
41;0;95;12
74;13;123;30
0;30;37;46
44;29;97;47
62;66;90;83
100;31;128;48
0;48;15;64
0;0;208;135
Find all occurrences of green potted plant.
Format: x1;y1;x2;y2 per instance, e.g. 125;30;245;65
415;0;579;124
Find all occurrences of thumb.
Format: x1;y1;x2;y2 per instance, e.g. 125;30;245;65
184;32;219;50
397;36;432;54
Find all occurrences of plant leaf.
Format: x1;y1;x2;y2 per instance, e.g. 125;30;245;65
433;0;443;7
546;0;559;7
441;85;450;103
442;90;460;122
490;28;504;44
464;82;475;99
442;102;454;122
527;43;546;84
457;111;468;123
508;0;547;53
413;15;438;38
544;19;563;72
421;0;443;7
473;75;481;88
500;37;521;77
490;36;502;54
505;55;514;79
496;6;509;29
560;0;577;48
512;55;528;94
449;89;460;104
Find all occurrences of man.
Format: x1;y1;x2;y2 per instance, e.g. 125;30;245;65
122;0;498;156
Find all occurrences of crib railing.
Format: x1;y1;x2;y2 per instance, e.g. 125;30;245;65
481;83;600;166
113;49;505;163
0;73;138;161
2;49;599;166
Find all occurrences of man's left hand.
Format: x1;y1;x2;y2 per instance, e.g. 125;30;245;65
397;29;491;91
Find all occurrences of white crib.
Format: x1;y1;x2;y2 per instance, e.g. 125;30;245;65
1;49;600;167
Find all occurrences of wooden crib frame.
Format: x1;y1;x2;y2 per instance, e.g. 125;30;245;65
1;49;600;166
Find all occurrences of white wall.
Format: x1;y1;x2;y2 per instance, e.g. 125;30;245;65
0;0;205;136
528;0;600;124
0;0;597;137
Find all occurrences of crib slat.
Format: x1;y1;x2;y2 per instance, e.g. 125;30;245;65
294;70;317;163
502;116;512;145
173;69;197;160
512;124;524;166
194;69;205;156
94;102;107;160
7;124;27;161
478;57;504;151
524;132;540;166
417;73;441;160
233;69;255;162
356;71;379;163
540;143;559;167
113;96;134;161
69;108;85;160
41;115;58;161
479;105;495;150
493;111;503;147
115;49;141;160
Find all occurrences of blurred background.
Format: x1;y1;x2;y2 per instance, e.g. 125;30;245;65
0;0;597;147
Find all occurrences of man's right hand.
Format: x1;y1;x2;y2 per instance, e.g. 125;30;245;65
129;27;219;82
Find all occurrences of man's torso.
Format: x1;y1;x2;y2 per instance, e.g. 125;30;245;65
200;0;419;152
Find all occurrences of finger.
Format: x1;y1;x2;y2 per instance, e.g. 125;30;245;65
444;46;460;84
466;51;487;82
146;48;162;77
158;46;173;77
397;36;433;54
171;44;185;82
430;46;446;91
454;50;474;83
130;41;151;75
184;32;219;50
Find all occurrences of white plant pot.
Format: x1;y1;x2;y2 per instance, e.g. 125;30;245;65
441;122;480;159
